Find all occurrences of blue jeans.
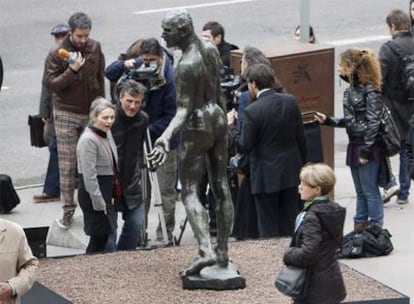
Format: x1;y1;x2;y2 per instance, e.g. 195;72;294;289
350;161;384;226
398;143;411;200
43;135;60;196
106;204;146;251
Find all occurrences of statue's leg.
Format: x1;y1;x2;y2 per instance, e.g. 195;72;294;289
207;139;234;267
179;151;215;277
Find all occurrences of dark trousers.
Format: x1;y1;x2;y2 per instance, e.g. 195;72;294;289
254;187;299;238
43;135;60;196
86;235;109;253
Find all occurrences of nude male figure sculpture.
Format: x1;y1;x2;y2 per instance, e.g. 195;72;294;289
148;9;234;277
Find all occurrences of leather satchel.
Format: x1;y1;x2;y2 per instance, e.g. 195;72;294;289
28;114;47;148
380;105;401;157
275;265;310;299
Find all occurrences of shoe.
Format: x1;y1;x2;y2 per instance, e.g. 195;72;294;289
397;198;409;205
382;185;399;204
354;222;369;233
57;210;74;229
33;193;60;203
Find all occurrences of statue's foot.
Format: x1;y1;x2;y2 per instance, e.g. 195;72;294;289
180;254;216;278
215;248;229;268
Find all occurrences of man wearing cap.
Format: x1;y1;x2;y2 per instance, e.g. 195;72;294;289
32;23;69;203
45;12;105;229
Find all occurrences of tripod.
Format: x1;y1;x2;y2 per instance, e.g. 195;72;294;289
142;128;170;246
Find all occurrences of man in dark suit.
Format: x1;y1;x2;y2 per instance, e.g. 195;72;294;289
231;63;307;238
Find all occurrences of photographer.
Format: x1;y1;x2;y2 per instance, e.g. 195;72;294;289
105;38;178;245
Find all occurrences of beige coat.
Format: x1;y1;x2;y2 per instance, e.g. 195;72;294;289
0;219;39;304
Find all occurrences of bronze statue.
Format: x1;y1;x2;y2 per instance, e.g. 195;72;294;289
148;9;235;279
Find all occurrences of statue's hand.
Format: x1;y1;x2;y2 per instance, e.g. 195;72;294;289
147;136;170;167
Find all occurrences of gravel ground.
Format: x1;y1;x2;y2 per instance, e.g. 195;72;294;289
37;239;402;304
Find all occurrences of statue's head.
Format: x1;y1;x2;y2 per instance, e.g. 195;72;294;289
161;9;194;48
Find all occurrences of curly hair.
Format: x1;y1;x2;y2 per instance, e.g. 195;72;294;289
340;47;382;89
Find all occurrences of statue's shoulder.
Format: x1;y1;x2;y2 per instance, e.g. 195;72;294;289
178;45;203;72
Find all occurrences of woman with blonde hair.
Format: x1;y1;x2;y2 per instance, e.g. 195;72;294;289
315;47;385;232
283;163;346;304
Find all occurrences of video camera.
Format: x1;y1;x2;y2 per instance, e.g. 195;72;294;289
126;60;158;89
220;66;242;111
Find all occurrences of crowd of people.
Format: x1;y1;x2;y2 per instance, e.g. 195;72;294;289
3;4;414;303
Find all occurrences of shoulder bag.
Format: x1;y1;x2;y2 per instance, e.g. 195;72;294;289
275;211;310;299
275;264;310;299
380;104;401;157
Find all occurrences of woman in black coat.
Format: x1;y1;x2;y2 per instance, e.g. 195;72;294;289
283;163;346;304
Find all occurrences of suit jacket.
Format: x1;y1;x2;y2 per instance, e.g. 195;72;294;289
0;219;39;304
232;90;307;194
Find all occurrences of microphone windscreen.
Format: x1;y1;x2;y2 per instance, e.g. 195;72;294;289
58;48;70;59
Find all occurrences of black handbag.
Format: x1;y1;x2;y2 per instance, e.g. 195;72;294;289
380;105;401;157
28;114;47;148
275;212;311;299
302;111;324;163
275;265;310;299
0;174;20;214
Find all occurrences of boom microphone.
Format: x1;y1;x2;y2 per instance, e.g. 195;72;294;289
58;48;77;64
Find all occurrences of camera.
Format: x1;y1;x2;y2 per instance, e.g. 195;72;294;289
220;66;242;111
127;60;158;85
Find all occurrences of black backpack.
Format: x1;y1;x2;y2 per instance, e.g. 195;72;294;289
0;174;20;213
337;226;393;258
386;40;414;103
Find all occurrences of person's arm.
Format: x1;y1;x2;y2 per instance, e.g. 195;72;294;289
104;60;127;82
6;227;39;299
233;107;258;154
39;61;52;119
45;50;84;93
283;212;323;267
378;44;390;94
360;87;383;160
105;57;142;82
157;61;193;142
149;63;177;138
148;61;194;166
97;45;106;98
294;105;308;164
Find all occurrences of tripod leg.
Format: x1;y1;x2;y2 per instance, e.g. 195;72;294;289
174;217;187;246
143;132;170;246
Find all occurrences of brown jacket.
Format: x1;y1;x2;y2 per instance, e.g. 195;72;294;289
0;219;39;304
45;35;105;114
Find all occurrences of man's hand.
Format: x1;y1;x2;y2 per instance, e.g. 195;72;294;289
69;52;85;72
147;136;170;167
227;108;237;125
0;282;13;301
123;59;136;69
